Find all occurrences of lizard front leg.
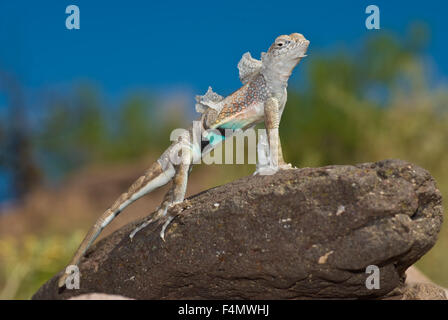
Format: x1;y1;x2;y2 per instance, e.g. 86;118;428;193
260;97;291;174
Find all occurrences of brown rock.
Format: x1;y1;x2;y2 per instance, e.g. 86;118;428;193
401;283;447;300
32;159;444;300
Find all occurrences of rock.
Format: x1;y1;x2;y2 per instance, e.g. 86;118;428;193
69;293;133;300
379;267;448;300
404;266;448;299
384;283;447;300
401;283;447;300
32;159;444;300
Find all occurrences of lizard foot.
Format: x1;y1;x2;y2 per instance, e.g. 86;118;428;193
253;166;279;176
159;200;188;241
130;200;186;241
129;217;155;240
160;216;175;242
278;163;295;170
58;272;69;289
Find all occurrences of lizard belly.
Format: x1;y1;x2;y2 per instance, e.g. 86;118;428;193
214;101;265;130
237;102;265;128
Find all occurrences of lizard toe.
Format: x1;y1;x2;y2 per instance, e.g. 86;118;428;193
159;216;175;241
278;163;294;170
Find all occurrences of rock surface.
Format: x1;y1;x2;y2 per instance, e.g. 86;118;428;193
33;159;444;300
64;267;448;300
398;283;447;300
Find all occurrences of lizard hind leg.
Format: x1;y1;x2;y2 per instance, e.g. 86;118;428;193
130;144;192;241
159;160;190;241
58;161;172;289
129;184;174;240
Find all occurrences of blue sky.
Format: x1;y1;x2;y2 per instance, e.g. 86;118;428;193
0;0;447;104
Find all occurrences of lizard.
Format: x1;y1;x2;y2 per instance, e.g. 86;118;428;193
58;33;310;289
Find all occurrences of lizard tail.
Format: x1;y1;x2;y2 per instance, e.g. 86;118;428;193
58;160;176;289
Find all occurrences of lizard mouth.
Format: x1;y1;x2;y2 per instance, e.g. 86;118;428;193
292;39;309;58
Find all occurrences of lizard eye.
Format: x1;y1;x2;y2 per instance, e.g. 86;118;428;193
276;40;290;47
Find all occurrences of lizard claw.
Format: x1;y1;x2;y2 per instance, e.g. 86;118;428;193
159;216;174;241
58;273;68;289
129;218;154;240
278;163;294;170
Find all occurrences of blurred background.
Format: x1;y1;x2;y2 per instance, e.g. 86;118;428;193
0;1;447;299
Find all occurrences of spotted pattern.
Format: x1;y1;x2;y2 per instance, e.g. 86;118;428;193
213;74;269;126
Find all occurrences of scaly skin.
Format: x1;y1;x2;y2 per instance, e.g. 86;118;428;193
58;33;309;289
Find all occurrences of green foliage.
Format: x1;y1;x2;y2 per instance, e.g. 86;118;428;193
37;86;107;175
36;87;174;175
103;94;158;161
0;231;84;300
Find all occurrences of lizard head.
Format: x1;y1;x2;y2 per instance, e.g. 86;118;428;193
262;33;309;83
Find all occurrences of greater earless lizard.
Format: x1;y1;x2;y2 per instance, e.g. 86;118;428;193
58;33;310;288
